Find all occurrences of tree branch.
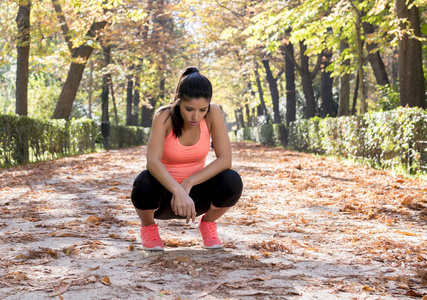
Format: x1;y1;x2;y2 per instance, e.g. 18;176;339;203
52;0;74;54
214;0;245;19
310;52;323;80
275;69;284;81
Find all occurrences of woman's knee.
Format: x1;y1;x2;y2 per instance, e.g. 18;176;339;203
131;170;161;210
213;169;243;207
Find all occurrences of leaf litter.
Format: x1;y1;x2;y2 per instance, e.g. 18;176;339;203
0;142;426;299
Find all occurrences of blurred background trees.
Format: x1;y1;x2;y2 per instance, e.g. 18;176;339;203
1;0;426;127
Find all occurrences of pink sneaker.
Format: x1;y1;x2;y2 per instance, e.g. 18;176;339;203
196;215;223;249
140;224;164;251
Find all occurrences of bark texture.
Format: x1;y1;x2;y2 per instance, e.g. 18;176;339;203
262;59;282;124
395;0;426;108
284;40;296;126
338;40;350;116
15;1;31;116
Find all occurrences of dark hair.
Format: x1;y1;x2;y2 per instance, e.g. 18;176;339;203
159;66;213;137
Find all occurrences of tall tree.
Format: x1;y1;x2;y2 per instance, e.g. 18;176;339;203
101;44;111;149
352;2;367;114
283;38;296;125
253;62;267;117
126;75;133;126
15;0;31;116
338;40;350;116
321;49;334;117
261;59;283;124
395;0;426;108
51;0;108;119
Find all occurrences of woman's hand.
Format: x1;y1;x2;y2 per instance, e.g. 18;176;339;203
171;186;196;224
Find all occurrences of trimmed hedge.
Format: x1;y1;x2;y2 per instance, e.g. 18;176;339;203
235;123;287;146
0;115;98;166
0;115;152;167
288;107;427;172
108;125;150;149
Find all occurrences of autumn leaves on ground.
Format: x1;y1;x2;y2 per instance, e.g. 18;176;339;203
0;142;426;299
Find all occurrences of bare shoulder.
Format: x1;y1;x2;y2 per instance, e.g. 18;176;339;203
152;107;172;135
205;103;222;121
205;103;224;132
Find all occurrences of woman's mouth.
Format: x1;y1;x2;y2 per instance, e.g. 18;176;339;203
189;121;199;126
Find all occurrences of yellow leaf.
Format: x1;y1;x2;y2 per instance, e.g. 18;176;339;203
160;291;170;295
300;217;309;224
87;266;100;271
395;230;420;236
85;215;102;224
102;276;111;286
362;286;375;292
173;256;190;262
128;244;134;251
401;196;413;206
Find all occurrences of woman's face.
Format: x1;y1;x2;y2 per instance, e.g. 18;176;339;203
179;98;210;128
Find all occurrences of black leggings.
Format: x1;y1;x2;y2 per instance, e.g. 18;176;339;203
131;169;243;220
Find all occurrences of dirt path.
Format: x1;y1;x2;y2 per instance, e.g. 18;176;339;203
0;142;426;299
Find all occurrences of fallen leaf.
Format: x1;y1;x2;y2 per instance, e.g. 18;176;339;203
173;256;190;262
402;196;413;206
85;215;102;224
101;276;111;286
87;266;100;271
160;290;170;295
395;230;420;236
50;232;84;237
48;281;71;297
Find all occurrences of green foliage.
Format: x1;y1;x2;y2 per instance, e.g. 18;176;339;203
288;107;427;173
108;125;150;149
0;115;97;166
376;84;400;111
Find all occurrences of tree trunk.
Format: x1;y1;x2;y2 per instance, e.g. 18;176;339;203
261;59;281;124
338;40;350;116
321;49;334;118
299;41;317;118
141;106;153;127
87;60;93;119
391;47;399;87
51;20;108;119
126;76;133;126
285;39;296;126
159;77;165;103
101;45;111;123
362;22;390;86
351;72;359;115
355;11;367;114
254;62;266;115
15;1;31;116
133;76;140;126
245;104;251;127
110;78;119;125
395;0;426;108
101;45;111;149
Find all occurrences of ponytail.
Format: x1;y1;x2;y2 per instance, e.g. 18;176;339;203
158;66;213;138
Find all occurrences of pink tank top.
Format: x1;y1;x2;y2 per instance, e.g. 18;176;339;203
161;118;210;183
